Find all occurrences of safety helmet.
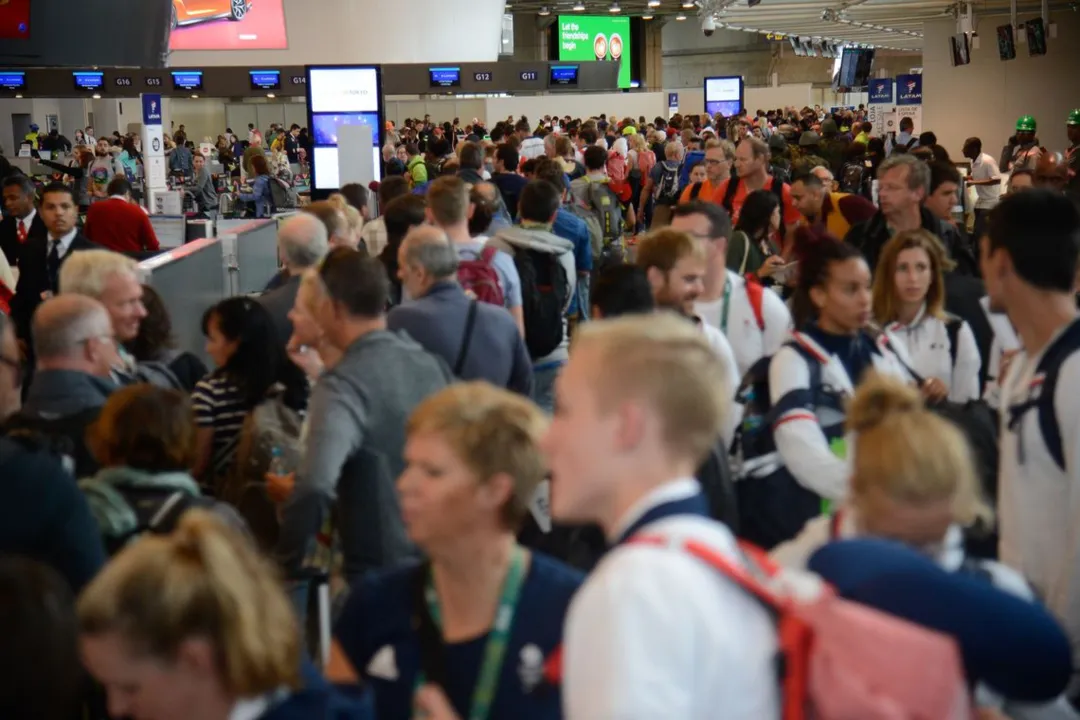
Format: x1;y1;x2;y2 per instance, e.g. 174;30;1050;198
1068;109;1080;126
1016;115;1037;132
28;123;38;132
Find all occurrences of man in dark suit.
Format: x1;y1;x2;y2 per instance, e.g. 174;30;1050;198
11;183;98;348
0;174;46;267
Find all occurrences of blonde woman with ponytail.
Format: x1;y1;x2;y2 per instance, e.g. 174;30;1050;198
77;511;374;720
772;373;1019;589
774;374;1079;720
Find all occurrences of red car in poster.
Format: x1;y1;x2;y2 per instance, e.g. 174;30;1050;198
171;0;251;29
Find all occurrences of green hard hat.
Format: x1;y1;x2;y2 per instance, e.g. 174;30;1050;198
1016;115;1037;132
1068;109;1080;126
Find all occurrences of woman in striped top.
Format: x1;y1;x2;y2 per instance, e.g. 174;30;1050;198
192;297;309;487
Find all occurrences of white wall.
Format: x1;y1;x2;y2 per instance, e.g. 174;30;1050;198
170;0;505;67
923;14;1080;158
487;92;668;126
58;99;87;139
662;22;765;53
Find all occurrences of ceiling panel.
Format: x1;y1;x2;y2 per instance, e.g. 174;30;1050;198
510;0;1069;51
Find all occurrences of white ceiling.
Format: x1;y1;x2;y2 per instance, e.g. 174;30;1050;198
511;0;1072;51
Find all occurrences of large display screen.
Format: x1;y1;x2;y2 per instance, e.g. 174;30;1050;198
0;0;30;39
703;76;744;118
307;66;383;192
168;0;288;51
549;65;579;87
557;15;630;89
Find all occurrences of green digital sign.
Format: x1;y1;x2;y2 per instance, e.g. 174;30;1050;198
557;16;631;89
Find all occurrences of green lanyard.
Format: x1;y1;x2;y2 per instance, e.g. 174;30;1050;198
719;278;733;334
416;546;527;720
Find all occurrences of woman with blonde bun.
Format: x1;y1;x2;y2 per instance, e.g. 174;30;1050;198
774;373;1078;719
78;511;374;720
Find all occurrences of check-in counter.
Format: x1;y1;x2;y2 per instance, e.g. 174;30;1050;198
137;237;226;364
217;218;279;296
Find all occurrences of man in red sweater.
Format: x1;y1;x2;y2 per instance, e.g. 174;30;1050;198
83;176;159;253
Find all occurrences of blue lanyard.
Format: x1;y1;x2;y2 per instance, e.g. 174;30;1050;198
416;546;527;720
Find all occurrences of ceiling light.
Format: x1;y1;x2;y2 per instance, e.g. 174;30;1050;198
538;6;550;15
681;0;695;7
573;0;585;9
642;13;653;19
648;0;660;6
266;93;275;99
92;93;101;99
676;12;687;20
609;1;621;11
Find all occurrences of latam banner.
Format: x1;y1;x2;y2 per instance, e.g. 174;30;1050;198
895;73;923;135
867;78;894;136
140;94;166;192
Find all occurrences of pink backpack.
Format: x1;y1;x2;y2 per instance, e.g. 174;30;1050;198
457;245;505;306
606;152;628;184
631;535;973;720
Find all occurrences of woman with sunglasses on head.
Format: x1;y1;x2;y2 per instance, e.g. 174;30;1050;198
327;382;583;720
78;511;374;720
738;227;911;550
872;229;982;403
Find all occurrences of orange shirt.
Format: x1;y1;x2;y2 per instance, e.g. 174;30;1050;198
678;177;721;205
710;176;802;228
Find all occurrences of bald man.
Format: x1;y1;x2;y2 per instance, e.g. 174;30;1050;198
1034;150;1070;192
12;295;119;477
260;212;330;346
387;226;531;394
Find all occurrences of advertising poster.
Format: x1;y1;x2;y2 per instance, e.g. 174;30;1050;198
557;16;631;89
0;0;30;40
866;77;894;136
169;0;288;50
895;73;922;135
141;94;167;192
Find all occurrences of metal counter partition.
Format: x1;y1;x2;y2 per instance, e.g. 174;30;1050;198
137;237;227;365
217;219;281;296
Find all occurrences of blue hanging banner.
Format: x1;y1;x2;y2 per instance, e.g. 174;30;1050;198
668;92;679;109
895;74;922;106
869;78;894;104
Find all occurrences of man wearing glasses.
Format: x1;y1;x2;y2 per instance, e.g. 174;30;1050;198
0;306;107;593
5;294;119;478
678;139;734;205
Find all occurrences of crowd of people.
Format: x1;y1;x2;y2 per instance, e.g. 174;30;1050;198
0;101;1078;720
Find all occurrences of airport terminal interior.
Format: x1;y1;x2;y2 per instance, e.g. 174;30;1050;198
1;0;1080;718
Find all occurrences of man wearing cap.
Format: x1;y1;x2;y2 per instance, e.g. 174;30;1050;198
1067;109;1080;202
1002;115;1041;175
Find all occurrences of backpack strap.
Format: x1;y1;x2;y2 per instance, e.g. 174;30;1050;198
745;279;766;332
480;244;498;265
944;315;962;371
689;181;703;201
147;491;215;534
721;178;740;214
453;300;479;377
1031;319;1080;470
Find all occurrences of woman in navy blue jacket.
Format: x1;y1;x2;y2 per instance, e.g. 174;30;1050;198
327;382;584;720
77;510;374;720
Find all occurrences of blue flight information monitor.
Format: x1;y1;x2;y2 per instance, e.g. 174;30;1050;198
429;67;461;88
0;71;24;90
171;70;204;91
549;65;579;87
249;69;281;90
73;71;104;91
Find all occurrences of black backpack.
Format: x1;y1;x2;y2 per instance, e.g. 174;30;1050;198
3;406;102;479
733;341;849;549
100;488;219;556
696;439;739;533
512;248;570;359
839;160;867;195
